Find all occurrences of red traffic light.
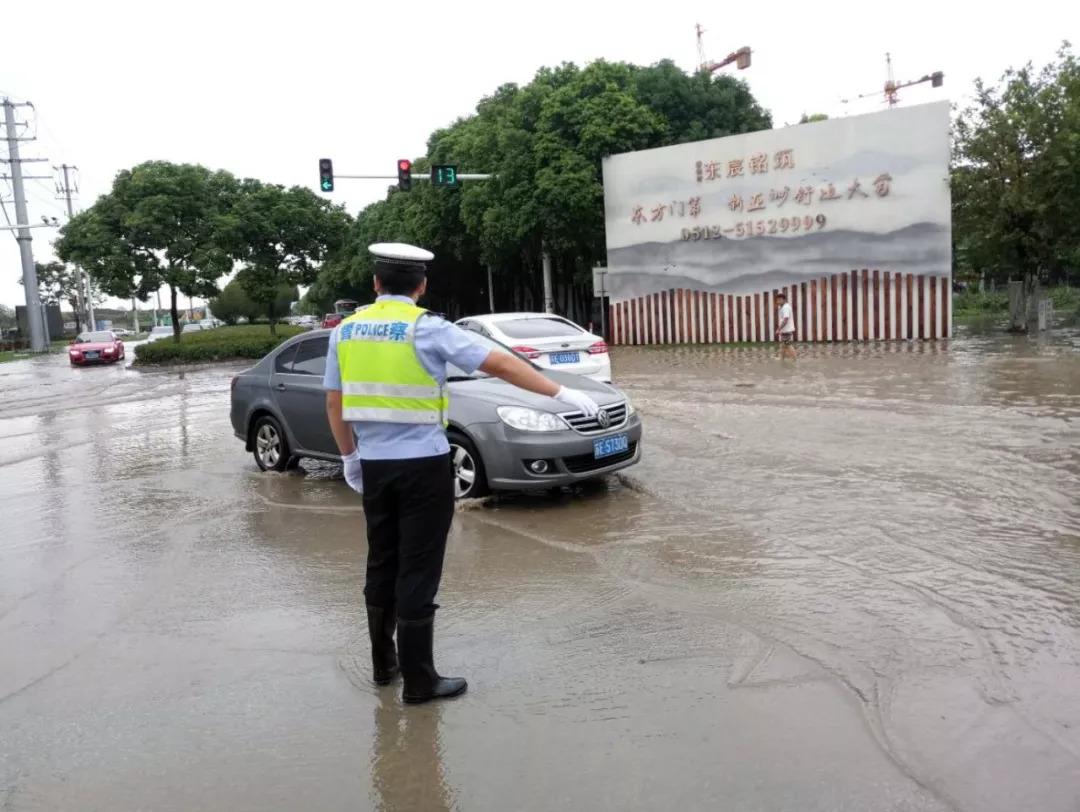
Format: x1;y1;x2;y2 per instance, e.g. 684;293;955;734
397;159;412;191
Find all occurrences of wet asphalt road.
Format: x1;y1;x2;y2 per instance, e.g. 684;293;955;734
2;330;1079;811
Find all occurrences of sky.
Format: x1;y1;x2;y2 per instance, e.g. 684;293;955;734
2;0;1074;311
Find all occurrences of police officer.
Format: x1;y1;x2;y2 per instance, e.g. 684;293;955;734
323;243;600;704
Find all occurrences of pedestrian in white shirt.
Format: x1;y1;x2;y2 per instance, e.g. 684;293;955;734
775;292;797;360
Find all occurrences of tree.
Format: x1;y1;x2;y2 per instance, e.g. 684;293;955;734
0;304;15;331
55;161;238;342
21;262;86;331
227;181;350;334
207;279;259;325
953;44;1080;324
799;112;829;123
311;58;771;320
296;290;328;317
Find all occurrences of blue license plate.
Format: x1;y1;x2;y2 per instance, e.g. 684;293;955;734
84;352;99;359
593;433;630;460
549;351;580;365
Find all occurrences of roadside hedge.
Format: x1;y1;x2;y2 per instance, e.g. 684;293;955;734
134;325;304;364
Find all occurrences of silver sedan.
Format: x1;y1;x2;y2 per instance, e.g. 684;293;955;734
230;330;642;498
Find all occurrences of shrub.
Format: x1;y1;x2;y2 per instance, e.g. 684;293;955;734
134;324;304;364
1047;286;1080;313
952;288;1008;315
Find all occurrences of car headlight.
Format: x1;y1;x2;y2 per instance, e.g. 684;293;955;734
496;406;566;432
626;400;635;416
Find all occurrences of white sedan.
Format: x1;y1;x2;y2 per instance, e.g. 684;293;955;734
455;312;611;383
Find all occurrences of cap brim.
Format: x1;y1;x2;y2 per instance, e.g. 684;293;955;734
368;242;434;263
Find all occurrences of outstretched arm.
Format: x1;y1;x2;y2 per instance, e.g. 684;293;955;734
478;350;560;397
478;350;599;416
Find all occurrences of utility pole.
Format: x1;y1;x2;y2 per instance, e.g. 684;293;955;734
57;163;95;330
486;265;496;313
3;98;47;352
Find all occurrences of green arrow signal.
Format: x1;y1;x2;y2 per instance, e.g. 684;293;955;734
321;180;332;191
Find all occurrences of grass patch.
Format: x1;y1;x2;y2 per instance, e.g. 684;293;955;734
0;339;72;363
952;288;1008;318
953;285;1079;323
134;324;304;364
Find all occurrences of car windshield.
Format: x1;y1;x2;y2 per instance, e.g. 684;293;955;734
494;317;583;339
75;331;114;343
447;332;526;380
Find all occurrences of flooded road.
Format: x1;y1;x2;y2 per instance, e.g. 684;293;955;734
2;330;1079;811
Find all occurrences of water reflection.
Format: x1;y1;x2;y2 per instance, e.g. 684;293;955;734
371;693;454;812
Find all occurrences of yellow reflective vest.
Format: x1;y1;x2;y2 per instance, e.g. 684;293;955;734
336;300;448;426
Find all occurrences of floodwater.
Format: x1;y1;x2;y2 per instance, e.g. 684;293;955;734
1;328;1079;811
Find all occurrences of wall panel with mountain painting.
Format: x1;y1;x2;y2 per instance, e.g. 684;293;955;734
601;102;952;344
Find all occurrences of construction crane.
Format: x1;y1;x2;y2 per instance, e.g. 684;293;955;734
695;23;751;73
842;52;944;108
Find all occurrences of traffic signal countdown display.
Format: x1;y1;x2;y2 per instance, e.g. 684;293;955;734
431;165;459;187
318;158;334;192
397;159;412;191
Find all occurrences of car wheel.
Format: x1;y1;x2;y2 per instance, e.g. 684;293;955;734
252;415;290;472
448;432;489;499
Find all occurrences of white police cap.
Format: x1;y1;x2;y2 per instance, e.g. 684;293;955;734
368;242;434;265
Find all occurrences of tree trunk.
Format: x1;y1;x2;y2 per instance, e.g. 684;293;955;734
268;306;277;337
170;286;181;342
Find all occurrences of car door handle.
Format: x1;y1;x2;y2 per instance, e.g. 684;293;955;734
275;382;287;391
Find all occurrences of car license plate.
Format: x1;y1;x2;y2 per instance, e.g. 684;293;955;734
84;351;99;359
550;351;580;365
593;433;629;460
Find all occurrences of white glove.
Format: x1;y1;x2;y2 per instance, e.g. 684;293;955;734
554;386;600;417
342;449;364;494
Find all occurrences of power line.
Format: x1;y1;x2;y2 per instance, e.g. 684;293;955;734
26;179;68;219
0;196;19;244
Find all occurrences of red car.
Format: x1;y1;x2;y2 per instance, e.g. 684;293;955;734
68;330;126;366
321;313;344;329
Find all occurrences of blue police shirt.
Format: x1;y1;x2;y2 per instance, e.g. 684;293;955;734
323;295;491;460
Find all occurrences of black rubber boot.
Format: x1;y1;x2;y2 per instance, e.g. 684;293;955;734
397;614;467;704
366;605;399;686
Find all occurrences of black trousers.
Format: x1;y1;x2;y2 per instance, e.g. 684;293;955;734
361;453;455;621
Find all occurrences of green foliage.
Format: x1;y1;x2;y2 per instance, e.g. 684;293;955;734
1048;285;1080;312
296;291;328;317
953;45;1080;286
225;180;350;334
798;113;829;124
0;304;15;330
133;324;303;364
30;262;78;306
951;285;1079;318
207;279;260;325
55;161;238;338
952;288;1009;315
314;58;771;318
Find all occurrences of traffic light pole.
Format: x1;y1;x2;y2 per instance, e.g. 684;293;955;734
332;174;493;181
